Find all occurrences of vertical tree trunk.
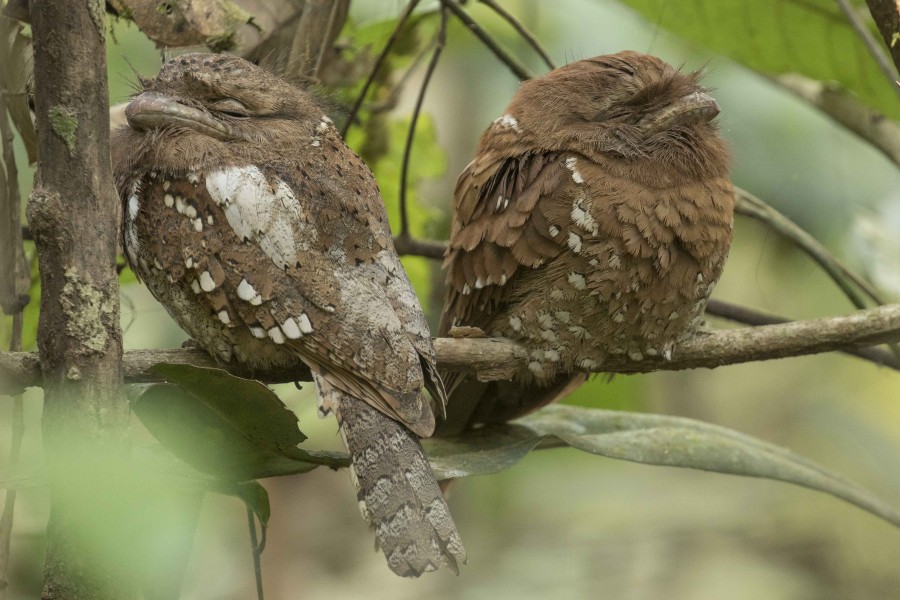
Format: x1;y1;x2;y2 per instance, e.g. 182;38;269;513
27;1;130;598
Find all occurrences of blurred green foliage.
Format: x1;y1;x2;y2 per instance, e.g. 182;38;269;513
622;0;900;118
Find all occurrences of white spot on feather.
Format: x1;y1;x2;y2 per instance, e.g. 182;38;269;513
578;358;599;370
175;195;185;214
549;225;560;237
199;271;215;292
567;232;582;253
268;326;285;344
493;114;520;132
187;172;200;183
190;279;201;294
206;166;312;269
193;218;203;232
571;202;598;234
127;194;139;220
184;204;197;219
298;313;313;334
250;326;266;339
565;156;584;184
164;193;174;208
281;317;302;339
509;316;522;332
474;277;485;290
185;257;193;269
217;310;231;325
608;254;621;269
162;181;171;191
236;278;257;301
567;272;586;290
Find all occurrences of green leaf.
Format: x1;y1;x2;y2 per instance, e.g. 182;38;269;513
425;404;900;529
619;0;900;118
132;364;345;480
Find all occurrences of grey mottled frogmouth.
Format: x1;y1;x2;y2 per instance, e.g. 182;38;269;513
112;53;464;577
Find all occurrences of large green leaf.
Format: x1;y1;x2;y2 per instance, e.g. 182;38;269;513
425;404;900;528
132;364;346;481
619;0;900;118
131;366;900;529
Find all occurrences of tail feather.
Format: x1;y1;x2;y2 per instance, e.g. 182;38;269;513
335;395;466;577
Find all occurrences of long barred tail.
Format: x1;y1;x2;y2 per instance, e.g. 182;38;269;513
334;395;466;577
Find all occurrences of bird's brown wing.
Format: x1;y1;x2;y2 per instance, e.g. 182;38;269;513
439;150;574;335
437;151;586;435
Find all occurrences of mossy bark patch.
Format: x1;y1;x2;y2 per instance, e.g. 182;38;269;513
49;106;78;156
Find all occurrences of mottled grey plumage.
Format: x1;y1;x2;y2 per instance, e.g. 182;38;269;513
112;53;463;576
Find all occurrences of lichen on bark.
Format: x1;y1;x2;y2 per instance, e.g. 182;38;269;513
59;267;116;354
48;106;78;156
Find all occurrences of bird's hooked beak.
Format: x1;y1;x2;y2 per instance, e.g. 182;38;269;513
125;91;232;140
642;90;720;135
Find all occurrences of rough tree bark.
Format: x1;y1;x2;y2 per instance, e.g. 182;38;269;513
866;0;900;76
27;2;129;599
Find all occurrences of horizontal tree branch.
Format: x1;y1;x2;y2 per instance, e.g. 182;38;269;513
1;304;898;393
704;299;900;370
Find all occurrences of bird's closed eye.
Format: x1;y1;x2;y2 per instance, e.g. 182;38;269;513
209;98;249;118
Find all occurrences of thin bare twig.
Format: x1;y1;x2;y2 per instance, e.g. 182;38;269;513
0;21;28;595
246;508;264;600
773;73;900;168
705;299;900;370
312;0;343;82
399;4;448;238
393;235;446;258
735;188;885;309
441;0;534;81
835;0;900;93
735;188;900;363
340;0;422;137
478;0;555;70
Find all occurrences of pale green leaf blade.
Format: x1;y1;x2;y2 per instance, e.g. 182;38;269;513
619;0;900;118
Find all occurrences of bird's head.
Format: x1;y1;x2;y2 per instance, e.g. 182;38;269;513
118;53;324;171
503;51;728;173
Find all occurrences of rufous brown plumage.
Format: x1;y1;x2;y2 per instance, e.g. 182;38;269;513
439;51;734;434
112;53;464;577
